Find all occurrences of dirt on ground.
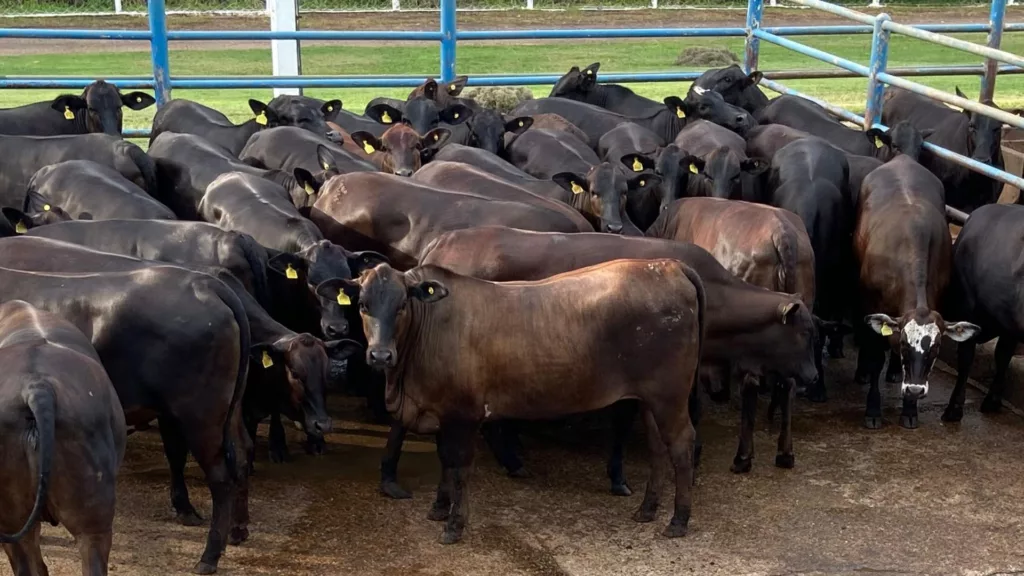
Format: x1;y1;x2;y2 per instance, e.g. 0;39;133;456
6;347;1024;576
0;5;1017;55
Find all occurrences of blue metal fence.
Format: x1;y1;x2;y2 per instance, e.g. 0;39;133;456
0;0;1021;195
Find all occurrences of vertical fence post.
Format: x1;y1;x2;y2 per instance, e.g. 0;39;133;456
393;0;401;9
526;0;534;8
148;0;171;106
744;0;763;74
270;0;302;97
981;0;1006;102
864;13;891;130
440;0;457;83
114;0;122;13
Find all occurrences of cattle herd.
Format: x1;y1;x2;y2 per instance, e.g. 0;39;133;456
0;63;1021;575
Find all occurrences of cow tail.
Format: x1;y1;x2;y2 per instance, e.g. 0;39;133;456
772;228;799;296
212;280;252;483
679;263;705;396
237;233;272;311
126;143;159;196
0;379;55;544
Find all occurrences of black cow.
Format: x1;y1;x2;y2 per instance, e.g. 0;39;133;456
510;98;628;149
758;96;875;156
23;159;175;221
449;107;534;156
431;144;566;198
240;126;376;176
692;65;769;114
0;80;154;136
0;134;156;210
549;62;666;117
0;300;126;576
882;86;1018;212
364;97;472;142
150;99;278;156
676;120;768;200
942;204;1024;421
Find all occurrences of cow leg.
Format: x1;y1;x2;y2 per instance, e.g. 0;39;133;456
76;532;113;576
158;417;204;526
885;348;902;383
481;421;527;478
863;337;887;429
650;401;696;538
899;395;920;429
731;373;759;474
981;336;1016;413
183;423;240;575
635;407;668;523
380;421;412;499
3;524;46;576
807;329;828;403
607;400;638;496
267;412;290;463
689;385;703;472
827;324;845;359
230;412;252;547
428;426;453;522
775;378;796;469
942;340;976;422
438;421;477;545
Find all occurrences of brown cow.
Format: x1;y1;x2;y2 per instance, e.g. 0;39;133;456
309;172;586;270
0;300;126;576
854;122;978;429
322;259;703;544
348;123;451;176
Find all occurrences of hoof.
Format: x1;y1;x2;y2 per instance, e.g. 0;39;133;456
980;396;1003;414
730;456;752;474
633;506;657;523
304;436;326;456
506;467;532;479
379;481;412;500
438;527;463;545
228;526;249;546
899;414;919;429
864;415;883;430
662;517;689;538
885;371;901;384
775;453;795;469
941;405;964;423
268;447;290;464
193;562;218;575
610;483;633;497
176;509;205;527
427;502;450;522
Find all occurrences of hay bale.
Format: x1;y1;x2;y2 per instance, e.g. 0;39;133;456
674;47;740;68
463;86;534;114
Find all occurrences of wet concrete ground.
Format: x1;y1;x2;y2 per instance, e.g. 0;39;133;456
7;349;1024;576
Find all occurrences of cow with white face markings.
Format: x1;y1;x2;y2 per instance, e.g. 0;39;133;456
855;121;980;429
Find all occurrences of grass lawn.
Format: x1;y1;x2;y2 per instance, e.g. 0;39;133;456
1;31;1021;132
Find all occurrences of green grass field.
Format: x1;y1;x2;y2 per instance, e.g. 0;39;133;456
1;31;1020;132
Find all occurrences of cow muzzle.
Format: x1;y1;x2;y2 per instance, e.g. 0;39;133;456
306;415;333;436
901;382;928;398
368;347;396;369
604;222;624;234
321;319;349;339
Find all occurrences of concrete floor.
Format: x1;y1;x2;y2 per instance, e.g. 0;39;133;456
7;349;1024;576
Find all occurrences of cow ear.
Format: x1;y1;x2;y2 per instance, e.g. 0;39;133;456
422;79;439;101
620;153;655;174
866;128;891;150
315;144;339;176
664;96;687;119
365;104;403;126
293;168;320;199
741;157;770;176
447;76;469;97
551;172;589;196
422;128;451;151
267;253;308;281
627;173;661;192
746;71;764;86
955;86;969;101
321;99;343;121
504;116;533;135
78;212;94;221
779;301;803;325
408;280;448;303
50;94;86;116
865;313;900;336
350;131;384;155
582;62;600;84
323;339;363;362
347;250;390;276
121;91;156;110
326;130;344;145
316;278;360;307
248;100;278;127
681;155;705;175
944;321;980;343
1;208;30;234
440;104;472;125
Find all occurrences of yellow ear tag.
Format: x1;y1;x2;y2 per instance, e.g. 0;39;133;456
571;182;584;195
427;286;435;295
327;105;334;112
304;183;315;196
362;142;376;154
689;163;698;175
874;136;884;149
639;179;646;187
285;264;298;280
518;120;524;127
676;107;686;119
585;69;593;76
15;222;27;234
433;133;440;141
453;112;460;119
255;111;268;126
136;96;143;103
449;85;458;93
632;158;644;172
380;111;392;124
337;292;351;306
63;106;75;120
42;204;50;212
880;325;894;337
261;350;274;369
322;161;331;171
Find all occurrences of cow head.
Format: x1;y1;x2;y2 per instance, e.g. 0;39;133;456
467;110;533;156
550;63;601;99
408;76;469;107
699;146;768;199
368;99;472;140
620;146;704;213
952;86;1008;166
247;99;282;130
250;334;361;438
50;80;155;136
4;193;73;231
691;65;766;113
273;145;340;209
325;264;449;370
267;95;342;139
866;122;932;163
866;308;979;398
668;88;755;136
268;241;389;338
552;163;659;234
350;125;451;177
